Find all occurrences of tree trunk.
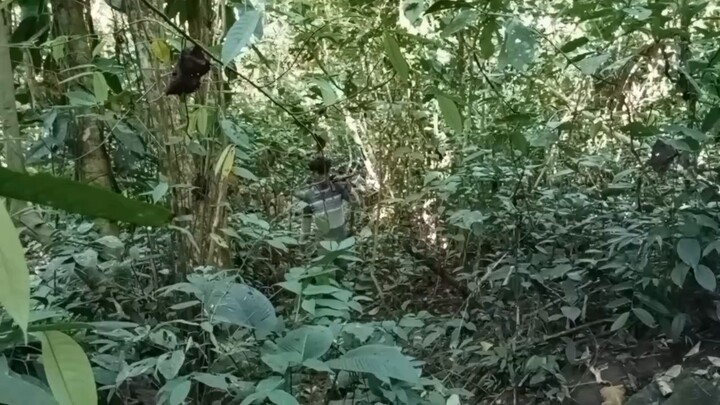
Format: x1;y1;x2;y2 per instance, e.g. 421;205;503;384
126;0;231;269
0;9;54;244
50;0;118;234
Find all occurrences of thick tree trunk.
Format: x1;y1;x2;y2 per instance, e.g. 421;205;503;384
0;10;54;244
50;0;118;234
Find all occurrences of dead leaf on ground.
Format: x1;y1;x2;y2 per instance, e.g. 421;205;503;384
600;385;625;405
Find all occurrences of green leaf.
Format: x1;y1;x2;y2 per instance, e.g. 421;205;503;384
0;356;57;405
151;182;169;203
561;306;581;322
0;203;30;335
382;33;409;80
441;10;477;37
312;78;338;106
632;308;656;327
326;344;421;384
157;350;185;380
111;122;145;154
610;312;630;331
501;19;536;71
268;389;299;405
158;379;191;405
670;262;690;288
200;282;278;335
233;167;258;181
38;331;97;405
701;107;720;132
302;358;332;372
192;373;229;390
479;19;497;59
220;119;250;148
66;90;97;106
677;238;701;268
436;94;462;133
0;167;173;226
575;54;610;75
560;36;588;53
92;72;109;103
276;325;333;361
694;264;716;291
670;314;686;340
510;132;529;154
222;9;261;65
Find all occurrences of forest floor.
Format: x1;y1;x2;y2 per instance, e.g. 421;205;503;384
362;268;720;404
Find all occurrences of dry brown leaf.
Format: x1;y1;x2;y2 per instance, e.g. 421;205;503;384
600;385;626;405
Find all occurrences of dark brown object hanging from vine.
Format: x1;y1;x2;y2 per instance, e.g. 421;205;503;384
165;44;211;96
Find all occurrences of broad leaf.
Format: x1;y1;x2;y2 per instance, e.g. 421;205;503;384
441;10;477;37
701;107;720;132
326;344;421;384
158;379;191;405
276;325;333;361
576;54;610;75
670;314;686;340
0;167;173;226
220;119;250;148
560;36;588;53
0;203;30;335
671;262;690;287
233;167;258;181
192;373;229;390
222;9;261;65
268;389;299;405
610;312;630;331
561;306;581;322
436;94;462;133
39;331;97;405
157;350;185;380
632;308;656;327
479;19;496;58
199;281;278;335
694;265;716;291
677;238;701;268
92;72;109;103
0;356;57;405
501;19;536;71
382;33;409;80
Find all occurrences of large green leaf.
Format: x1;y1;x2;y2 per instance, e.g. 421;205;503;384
326;344;421;384
500;19;536;71
382;33;409;80
0;202;30;335
0;356;57;405
0;167;172;226
694;264;716;292
276;325;333;361
38;331;97;405
200;281;278;335
436;94;462;133
267;389;299;405
677;238;701;268
221;9;261;65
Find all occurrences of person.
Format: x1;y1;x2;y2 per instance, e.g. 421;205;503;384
295;156;353;243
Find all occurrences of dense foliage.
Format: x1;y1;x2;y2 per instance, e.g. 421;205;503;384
1;0;720;404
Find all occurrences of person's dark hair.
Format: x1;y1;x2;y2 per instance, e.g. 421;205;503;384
308;156;332;175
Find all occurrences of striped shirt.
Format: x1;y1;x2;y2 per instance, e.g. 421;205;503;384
298;181;349;241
